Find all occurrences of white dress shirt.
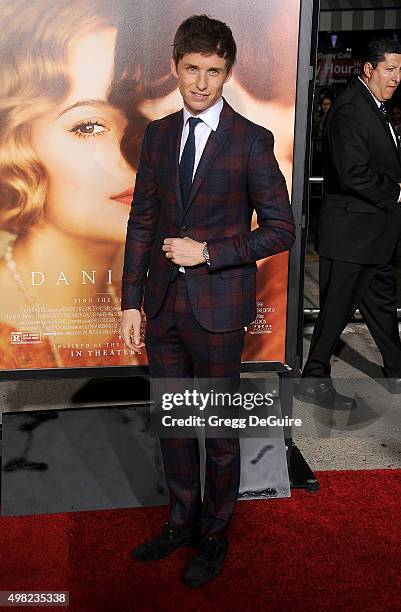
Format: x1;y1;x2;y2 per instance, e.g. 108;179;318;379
357;76;401;203
179;97;223;177
178;98;223;272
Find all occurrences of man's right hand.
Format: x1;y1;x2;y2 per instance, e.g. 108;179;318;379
119;309;145;353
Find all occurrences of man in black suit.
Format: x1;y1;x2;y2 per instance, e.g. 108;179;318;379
297;38;401;408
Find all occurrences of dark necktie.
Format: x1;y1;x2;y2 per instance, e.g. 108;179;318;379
379;102;389;122
380;102;400;152
179;117;202;207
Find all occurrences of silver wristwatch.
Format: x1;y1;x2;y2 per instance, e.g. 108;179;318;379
202;242;211;266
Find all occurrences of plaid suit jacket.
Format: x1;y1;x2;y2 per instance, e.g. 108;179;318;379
122;100;295;332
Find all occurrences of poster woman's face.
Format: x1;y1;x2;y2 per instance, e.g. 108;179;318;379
30;28;134;243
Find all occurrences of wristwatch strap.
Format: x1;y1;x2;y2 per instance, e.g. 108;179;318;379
202;242;210;266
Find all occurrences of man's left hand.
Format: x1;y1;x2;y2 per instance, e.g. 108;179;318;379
162;237;205;266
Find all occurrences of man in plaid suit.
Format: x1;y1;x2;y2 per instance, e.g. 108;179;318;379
120;14;294;586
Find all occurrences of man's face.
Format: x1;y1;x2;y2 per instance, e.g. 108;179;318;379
363;52;401;101
171;52;232;115
321;98;332;113
390;107;401;123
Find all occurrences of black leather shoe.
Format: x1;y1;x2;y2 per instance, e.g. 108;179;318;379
132;523;193;562
294;379;356;409
387;378;401;394
182;537;228;587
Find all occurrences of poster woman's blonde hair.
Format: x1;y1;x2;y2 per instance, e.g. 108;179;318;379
0;0;118;234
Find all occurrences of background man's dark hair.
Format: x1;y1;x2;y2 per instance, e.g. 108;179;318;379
363;37;401;69
172;14;237;71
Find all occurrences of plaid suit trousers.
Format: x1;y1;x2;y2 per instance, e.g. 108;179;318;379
145;273;245;538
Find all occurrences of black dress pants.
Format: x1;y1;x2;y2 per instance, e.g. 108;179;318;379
302;256;401;378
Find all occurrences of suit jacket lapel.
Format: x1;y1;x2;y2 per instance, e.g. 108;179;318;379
169;111;184;218
355;78;400;158
389;120;401;162
182;101;234;217
380;115;399;158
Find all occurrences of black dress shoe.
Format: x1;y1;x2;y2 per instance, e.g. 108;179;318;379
294;379;356;409
132;523;193;562
387;378;401;394
182;537;228;587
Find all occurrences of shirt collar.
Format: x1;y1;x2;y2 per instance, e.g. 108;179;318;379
182;97;223;131
358;76;382;108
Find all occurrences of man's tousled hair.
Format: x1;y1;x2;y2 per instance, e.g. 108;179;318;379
363;37;401;69
172;14;237;71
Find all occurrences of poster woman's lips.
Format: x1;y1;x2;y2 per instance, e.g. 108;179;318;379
110;188;134;206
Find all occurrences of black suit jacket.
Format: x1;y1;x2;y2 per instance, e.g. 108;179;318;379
316;76;401;265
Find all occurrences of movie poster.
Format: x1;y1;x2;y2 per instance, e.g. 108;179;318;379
0;0;300;372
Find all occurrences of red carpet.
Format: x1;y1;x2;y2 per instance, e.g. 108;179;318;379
1;469;401;612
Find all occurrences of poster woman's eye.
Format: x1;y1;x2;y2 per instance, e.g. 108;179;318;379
69;120;109;138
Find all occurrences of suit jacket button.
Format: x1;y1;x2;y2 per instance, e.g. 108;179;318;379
181;225;188;232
